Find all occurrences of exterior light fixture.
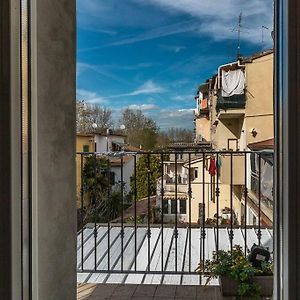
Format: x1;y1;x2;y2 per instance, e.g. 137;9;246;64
248;244;270;269
251;128;258;137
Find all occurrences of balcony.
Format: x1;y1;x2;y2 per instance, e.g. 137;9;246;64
76;150;273;299
216;93;246;111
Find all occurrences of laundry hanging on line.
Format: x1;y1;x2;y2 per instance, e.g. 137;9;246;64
209;156;217;176
221;69;245;97
200;98;208;109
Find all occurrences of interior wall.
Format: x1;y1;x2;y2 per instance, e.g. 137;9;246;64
31;0;77;299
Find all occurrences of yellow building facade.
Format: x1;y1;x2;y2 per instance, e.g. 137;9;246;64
76;134;96;207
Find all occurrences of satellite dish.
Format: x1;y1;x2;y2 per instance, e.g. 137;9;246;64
120;124;126;130
91;123;98;129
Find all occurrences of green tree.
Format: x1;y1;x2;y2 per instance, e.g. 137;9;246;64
119;109;159;150
131;154;162;200
82;155;123;223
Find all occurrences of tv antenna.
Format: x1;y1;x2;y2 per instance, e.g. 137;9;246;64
261;25;269;51
232;12;243;59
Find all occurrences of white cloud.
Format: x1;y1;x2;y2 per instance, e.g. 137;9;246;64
142;0;273;45
80;20;200;51
77;62;131;86
76;89;107;104
131;80;165;95
160;45;186;53
151;108;195;129
79;0;273;52
128;104;159;111
108;80;165;98
172;95;193;102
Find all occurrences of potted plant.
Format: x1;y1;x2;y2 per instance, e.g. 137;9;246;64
196;245;273;299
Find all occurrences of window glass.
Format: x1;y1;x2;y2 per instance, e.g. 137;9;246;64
171;199;177;214
162;199;169;214
180;200;186;214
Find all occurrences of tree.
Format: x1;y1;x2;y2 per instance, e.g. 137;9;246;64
76;100;113;133
131;154;162;200
120;109;159;150
157;128;194;147
81;155;123;223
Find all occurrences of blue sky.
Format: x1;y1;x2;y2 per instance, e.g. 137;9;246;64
77;0;273;130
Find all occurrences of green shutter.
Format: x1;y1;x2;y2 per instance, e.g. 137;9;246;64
83;145;90;152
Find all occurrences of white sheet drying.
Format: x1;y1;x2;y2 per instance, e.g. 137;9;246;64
221;69;245;97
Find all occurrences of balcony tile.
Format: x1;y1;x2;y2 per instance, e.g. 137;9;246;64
175;286;197;298
112;284;137;297
154;285;176;298
133;284;157;297
91;284;118;297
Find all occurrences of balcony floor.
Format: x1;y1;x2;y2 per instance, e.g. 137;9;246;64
77;225;273;286
77;283;273;299
77;283;232;299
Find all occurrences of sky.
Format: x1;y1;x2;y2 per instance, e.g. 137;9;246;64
77;0;273;130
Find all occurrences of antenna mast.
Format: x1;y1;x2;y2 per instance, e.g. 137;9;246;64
261;25;269;51
237;12;242;58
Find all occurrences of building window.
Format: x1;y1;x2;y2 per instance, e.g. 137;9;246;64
110;172;115;186
83;144;90;152
198;203;205;223
176;153;183;160
195;169;198;178
162;199;169;214
178;174;182;184
180;199;186;214
171;199;177;214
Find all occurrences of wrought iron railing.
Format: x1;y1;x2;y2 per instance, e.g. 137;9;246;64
76;150;273;278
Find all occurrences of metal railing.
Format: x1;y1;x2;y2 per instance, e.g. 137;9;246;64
76;150;273;277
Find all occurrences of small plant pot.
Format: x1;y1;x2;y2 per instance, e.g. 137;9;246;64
220;277;239;297
220;276;273;298
253;275;273;297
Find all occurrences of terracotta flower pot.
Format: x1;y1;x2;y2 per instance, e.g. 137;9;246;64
220;277;239;297
220;275;273;297
253;275;273;297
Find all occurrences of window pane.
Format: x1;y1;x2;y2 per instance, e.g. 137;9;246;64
110;172;115;185
180;199;186;214
162;199;169;214
171;199;176;214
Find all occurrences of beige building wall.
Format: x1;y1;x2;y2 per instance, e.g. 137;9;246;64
213;116;244;150
188;159;243;224
195;117;211;142
76;134;96;207
245;52;274;144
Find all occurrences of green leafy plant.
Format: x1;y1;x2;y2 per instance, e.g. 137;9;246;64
130;154;162;200
196;245;273;298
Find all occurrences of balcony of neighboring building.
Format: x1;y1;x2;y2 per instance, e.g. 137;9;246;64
216;92;246;111
216;62;246;112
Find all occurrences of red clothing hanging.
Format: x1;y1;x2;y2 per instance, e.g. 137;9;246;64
209;156;217;176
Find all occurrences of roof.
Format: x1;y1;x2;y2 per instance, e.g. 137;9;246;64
112;196;156;222
76;133;94;137
109;155;134;166
241;49;273;63
248;138;274;150
167;142;212;150
124;145;141;151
